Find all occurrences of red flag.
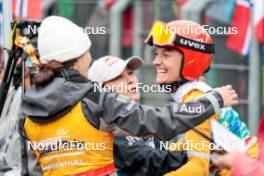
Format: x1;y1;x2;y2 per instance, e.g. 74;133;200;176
104;0;116;9
254;0;264;44
12;0;42;20
226;0;252;55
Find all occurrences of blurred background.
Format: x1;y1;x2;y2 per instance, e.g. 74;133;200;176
0;0;263;133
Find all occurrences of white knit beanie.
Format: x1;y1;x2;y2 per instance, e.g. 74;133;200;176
38;16;91;64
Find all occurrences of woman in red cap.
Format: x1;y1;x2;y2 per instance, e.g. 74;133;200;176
145;20;256;176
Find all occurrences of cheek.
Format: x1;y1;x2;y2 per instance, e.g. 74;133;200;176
175;59;182;75
86;53;92;67
166;59;182;79
87;59;92;68
112;82;126;93
113;84;122;93
132;76;138;85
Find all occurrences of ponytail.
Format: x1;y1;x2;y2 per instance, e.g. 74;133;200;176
33;59;76;87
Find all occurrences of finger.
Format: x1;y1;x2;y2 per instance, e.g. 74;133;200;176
213;160;220;165
224;85;232;89
231;100;238;105
225;99;237;106
230;90;236;94
230;92;238;99
230;93;238;99
213;158;223;165
232;92;237;97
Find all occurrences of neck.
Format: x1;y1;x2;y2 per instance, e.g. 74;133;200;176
160;79;189;93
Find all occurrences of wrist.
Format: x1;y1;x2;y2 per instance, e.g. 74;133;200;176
205;91;224;114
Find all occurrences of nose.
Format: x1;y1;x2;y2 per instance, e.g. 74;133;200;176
153;56;162;65
127;74;137;85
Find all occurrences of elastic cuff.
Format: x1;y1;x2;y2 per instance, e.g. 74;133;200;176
205;92;222;114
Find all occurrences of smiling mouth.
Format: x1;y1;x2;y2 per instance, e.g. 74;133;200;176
129;87;137;93
157;69;167;77
128;86;137;93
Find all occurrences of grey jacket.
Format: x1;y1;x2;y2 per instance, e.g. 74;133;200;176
20;69;223;176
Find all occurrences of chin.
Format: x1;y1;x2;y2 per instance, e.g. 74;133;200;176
130;94;140;101
156;79;168;85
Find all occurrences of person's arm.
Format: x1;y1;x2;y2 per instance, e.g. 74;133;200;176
82;87;224;141
231;153;264;176
113;136;187;176
19;118;42;176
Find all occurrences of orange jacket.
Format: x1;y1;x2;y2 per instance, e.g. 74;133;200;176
166;89;217;176
24;102;115;176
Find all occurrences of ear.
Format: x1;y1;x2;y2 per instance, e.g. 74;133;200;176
72;58;81;70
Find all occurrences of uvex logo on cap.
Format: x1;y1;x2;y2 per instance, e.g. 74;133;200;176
179;38;206;51
105;57;118;67
174;35;214;53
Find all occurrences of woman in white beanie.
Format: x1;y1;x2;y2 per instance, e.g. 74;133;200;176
21;16;237;176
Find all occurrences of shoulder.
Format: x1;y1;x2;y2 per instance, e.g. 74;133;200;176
172;81;212;102
182;89;205;102
181;81;212;102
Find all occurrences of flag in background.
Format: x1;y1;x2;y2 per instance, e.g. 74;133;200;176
0;1;3;47
262;45;264;63
12;0;42;20
226;0;253;55
254;0;264;44
0;1;3;70
58;0;73;20
206;0;235;24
